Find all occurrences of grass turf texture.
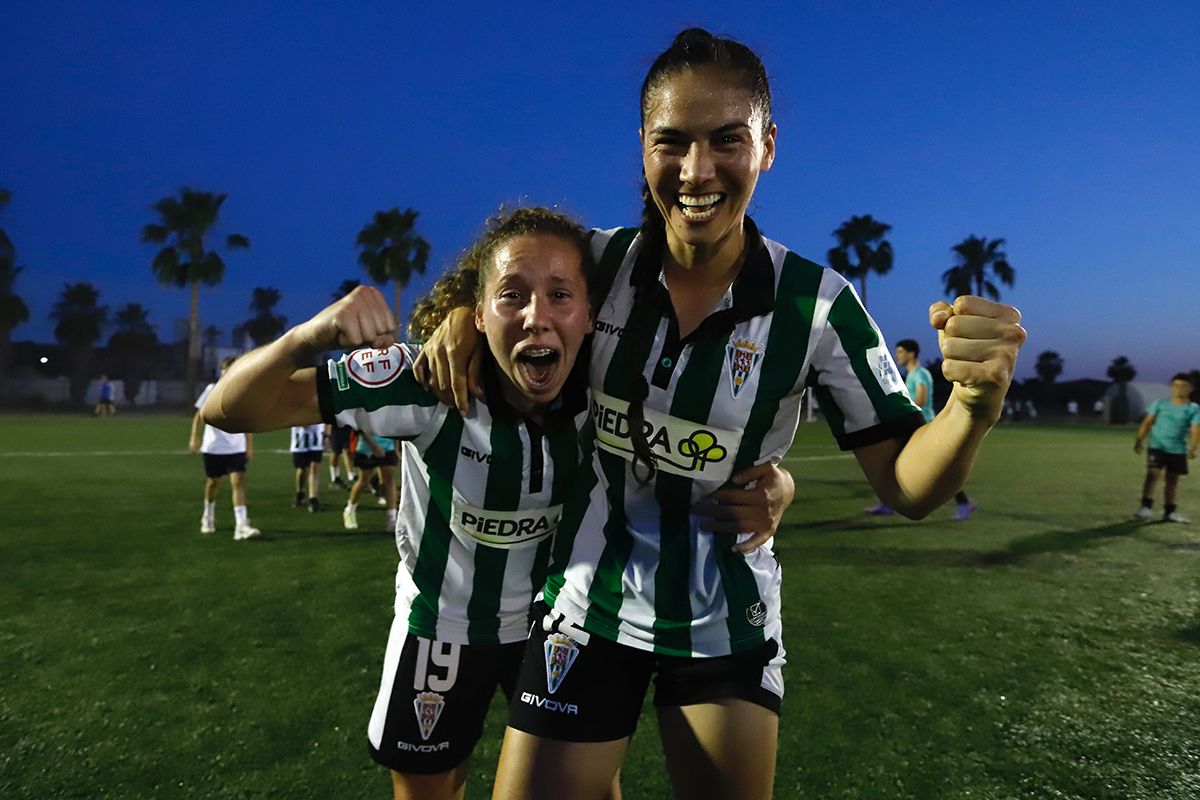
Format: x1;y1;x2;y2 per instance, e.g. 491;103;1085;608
2;415;1199;799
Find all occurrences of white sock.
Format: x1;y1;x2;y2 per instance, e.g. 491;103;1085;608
234;505;249;527
345;502;357;513
387;510;397;529
203;501;216;519
329;465;338;481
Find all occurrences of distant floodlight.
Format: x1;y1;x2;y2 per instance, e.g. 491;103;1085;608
39;356;49;364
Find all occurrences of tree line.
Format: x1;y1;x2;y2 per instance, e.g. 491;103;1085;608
8;188;1182;410
0;188;429;402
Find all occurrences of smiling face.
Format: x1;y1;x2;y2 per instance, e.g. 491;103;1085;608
640;65;776;265
474;234;593;416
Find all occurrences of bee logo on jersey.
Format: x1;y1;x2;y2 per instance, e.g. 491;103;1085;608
413;691;446;741
726;338;765;399
544;633;580;695
347;345;406;388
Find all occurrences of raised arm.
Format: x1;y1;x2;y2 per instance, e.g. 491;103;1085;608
203;287;398;433
855;296;1026;519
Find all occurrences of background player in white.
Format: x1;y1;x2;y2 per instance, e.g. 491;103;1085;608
1133;372;1200;523
289;422;325;512
417;28;1026;800
189;356;260;540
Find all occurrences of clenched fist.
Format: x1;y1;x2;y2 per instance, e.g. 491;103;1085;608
930;295;1027;419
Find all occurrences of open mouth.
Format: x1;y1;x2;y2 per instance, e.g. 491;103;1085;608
677;192;725;222
515;346;562;391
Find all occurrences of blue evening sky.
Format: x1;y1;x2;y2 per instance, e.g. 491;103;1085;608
3;1;1197;381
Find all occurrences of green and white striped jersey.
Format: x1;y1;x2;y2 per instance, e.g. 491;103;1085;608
317;343;588;646
544;221;924;658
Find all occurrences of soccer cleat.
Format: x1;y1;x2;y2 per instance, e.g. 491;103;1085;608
1132;506;1153;521
1164;511;1191;524
293;492;305;508
864;503;893;516
200;516;216;534
342;507;358;530
234;524;261;540
377;495;389;506
308;498;320;513
951;501;977;521
333;477;349;490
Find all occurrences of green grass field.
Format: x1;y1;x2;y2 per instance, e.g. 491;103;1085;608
2;415;1199;799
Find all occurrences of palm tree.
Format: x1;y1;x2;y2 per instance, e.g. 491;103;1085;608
332;278;362;301
51;283;108;403
827;214;893;309
356;208;430;325
241;286;288;346
1035;351;1063;383
0;187;14;261
942;236;1014;300
0;189;28;387
1106;356;1137;425
108;303;158;404
142;187;250;398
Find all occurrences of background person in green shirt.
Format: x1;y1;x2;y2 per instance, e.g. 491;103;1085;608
865;339;977;520
1133;373;1200;523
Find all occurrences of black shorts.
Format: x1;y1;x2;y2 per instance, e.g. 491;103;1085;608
330;425;353;454
202;452;247;478
506;603;784;743
1148;448;1188;476
291;450;323;469
354;451;398;470
367;617;525;774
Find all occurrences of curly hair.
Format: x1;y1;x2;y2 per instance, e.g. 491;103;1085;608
407;206;591;343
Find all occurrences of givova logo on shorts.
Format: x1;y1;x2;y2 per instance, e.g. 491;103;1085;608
590;391;742;482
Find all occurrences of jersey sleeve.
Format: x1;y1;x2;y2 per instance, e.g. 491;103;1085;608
315;343;442;439
807;281;924;450
194;383;213;411
1191;403;1200;425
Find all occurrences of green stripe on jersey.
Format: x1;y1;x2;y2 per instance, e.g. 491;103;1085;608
652;331;729;654
734;253;824;469
329;371;437;415
826;287;915;423
466;419;522;643
407;413;463;636
543;434;598;607
582;270;662;638
595;228;639;296
675;329;770;652
532;423;579;613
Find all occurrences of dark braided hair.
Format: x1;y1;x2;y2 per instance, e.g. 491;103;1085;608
623;28;773;483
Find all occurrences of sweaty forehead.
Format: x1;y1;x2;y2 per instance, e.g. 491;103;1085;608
644;67;764;130
489;236;585;284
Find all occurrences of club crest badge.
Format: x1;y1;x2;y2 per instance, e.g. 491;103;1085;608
746;601;767;627
726;338;765;399
347;345;405;388
413;691;446;741
544;633;580;695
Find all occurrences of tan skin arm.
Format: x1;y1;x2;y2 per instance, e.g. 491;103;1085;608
913;382;928;409
1133;414;1156;454
855;296;1026;519
202;287;398;433
189;410;204;452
